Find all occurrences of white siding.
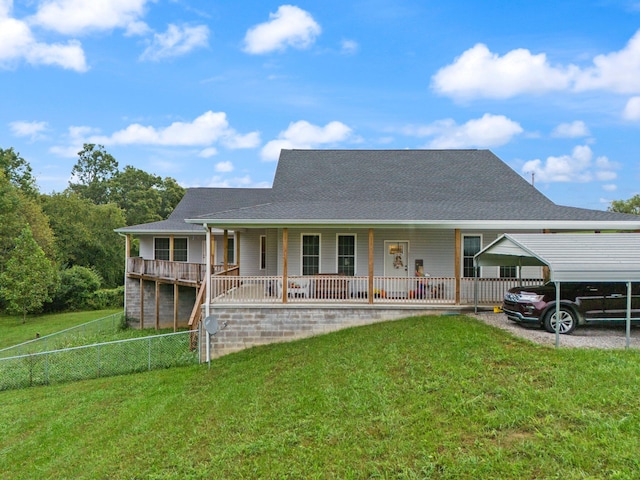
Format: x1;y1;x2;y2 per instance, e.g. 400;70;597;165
274;228;461;277
137;234;204;263
464;229;543;279
239;229;268;276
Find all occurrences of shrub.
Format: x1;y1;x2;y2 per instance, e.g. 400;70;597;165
50;266;102;311
89;286;124;310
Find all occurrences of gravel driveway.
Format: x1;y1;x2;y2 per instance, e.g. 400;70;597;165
471;312;640;350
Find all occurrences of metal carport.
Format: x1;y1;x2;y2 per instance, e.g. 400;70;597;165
474;233;640;348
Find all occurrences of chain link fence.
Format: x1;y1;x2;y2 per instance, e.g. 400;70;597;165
0;330;200;391
0;312;125;359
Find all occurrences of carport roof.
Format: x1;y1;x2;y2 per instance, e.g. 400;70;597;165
475;233;640;283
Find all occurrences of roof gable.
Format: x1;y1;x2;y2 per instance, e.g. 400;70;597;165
272;149;554;206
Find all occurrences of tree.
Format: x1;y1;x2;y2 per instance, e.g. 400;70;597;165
41;192;126;288
0;227;56;323
109;166;185;225
157;176;185;220
0;172;55;271
608;195;640;215
68;144;118;204
0;147;38;197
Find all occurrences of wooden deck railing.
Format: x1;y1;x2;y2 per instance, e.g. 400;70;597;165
207;275;542;305
126;258;239;284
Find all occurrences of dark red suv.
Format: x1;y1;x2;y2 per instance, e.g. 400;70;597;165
502;282;640;334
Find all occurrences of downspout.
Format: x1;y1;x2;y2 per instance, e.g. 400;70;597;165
205;224;211;364
117;233;129;318
205;225;211;319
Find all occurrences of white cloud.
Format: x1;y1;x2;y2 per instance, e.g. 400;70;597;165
30;0;151;36
596;170;617;181
573;30;640;94
215;161;233;173
221;131;261;149
140;24;209;61
261;120;353;161
243;5;321;54
198;147;218;158
49;125;99;157
521;145;618;183
51;112;259;157
432;43;574;99
432;29;640;100
602;184;618;192
87;111;260;148
551;120;590;138
9;120;48;139
200;175;270;188
0;16;87;71
623;96;640;120
341;39;358;55
402;114;523;149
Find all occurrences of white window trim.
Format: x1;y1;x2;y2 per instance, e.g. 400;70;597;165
226;236;235;264
153;236;189;262
461;234;482;278
336;233;357;275
300;233;321;276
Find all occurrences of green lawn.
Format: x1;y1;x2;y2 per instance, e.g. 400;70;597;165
0;309;122;350
1;315;640;479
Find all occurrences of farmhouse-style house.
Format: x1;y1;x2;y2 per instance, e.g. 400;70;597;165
116;149;640;356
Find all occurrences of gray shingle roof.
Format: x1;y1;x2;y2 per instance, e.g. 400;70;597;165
273;149;553;204
193;150;640;223
115;187;271;233
119;149;640;232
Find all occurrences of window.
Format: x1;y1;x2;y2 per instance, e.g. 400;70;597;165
302;234;320;275
260;235;266;270
337;235;355;276
462;235;481;278
155;238;170;261
500;265;517;278
154;237;187;262
226;237;235;264
173;238;188;262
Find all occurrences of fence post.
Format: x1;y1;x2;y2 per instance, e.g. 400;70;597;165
148;337;152;371
45;352;49;385
97;344;101;378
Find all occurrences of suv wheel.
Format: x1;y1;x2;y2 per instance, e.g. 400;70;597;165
543;308;576;334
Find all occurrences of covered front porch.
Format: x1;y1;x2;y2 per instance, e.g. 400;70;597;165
199;227;544;308
208;274;542;306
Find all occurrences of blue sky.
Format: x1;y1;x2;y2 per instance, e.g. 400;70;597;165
2;1;640;211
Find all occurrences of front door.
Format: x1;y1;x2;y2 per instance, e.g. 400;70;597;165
384;241;409;298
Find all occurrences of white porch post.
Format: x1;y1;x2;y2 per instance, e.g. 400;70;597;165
205;225;211;365
205;225;211;318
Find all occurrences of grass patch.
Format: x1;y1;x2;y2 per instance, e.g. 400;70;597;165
0;309;122;349
1;315;640;478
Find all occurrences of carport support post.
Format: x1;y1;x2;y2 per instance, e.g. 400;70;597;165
555;282;561;348
626;281;632;349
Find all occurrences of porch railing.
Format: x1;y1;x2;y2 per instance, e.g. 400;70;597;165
460;277;544;304
208;275;544;305
126;258;237;284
